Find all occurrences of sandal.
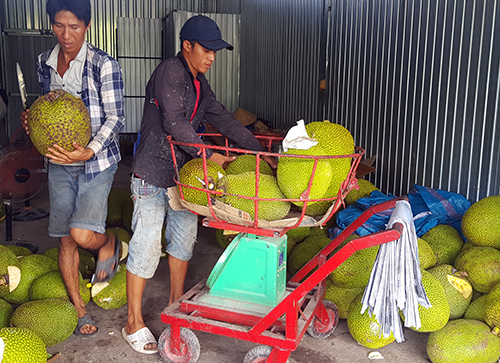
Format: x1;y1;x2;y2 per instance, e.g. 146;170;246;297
74;314;99;337
92;234;121;284
122;327;158;354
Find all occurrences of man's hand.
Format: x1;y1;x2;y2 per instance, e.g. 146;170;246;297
209;152;236;169
46;142;94;164
20;109;29;134
262;155;277;169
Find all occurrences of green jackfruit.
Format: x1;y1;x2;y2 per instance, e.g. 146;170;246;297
29;271;90;305
427;319;500;363
325;279;364;319
92;263;127;310
0;327;47;363
10;297;78;347
427;264;472;319
286;227;311;243
178;158;225;206
0;298;13;328
462;194;500;248
422;224;464;265
288;241;322;276
225;154;273;176
464;294;488;322
3;255;58;305
302;234;331;250
106;187;131;227
418;238;437;270
0;245;20;299
286;235;297;258
347;293;396;348
3;245;32;257
43;247;96;280
27;89;91;156
344;178;379;206
454;246;500;293
217;172;290;221
214;229;238;250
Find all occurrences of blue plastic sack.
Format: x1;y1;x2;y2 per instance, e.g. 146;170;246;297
331;184;471;239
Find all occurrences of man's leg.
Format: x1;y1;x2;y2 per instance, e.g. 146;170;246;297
168;255;189;306
59;235;96;335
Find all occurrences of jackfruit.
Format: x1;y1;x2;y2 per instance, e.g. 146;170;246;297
427;264;472;319
0;327;47;363
3;254;58;305
286;227;311;243
325;279;364;319
3;245;32;257
427;319;500;363
484;293;500;334
10;297;78;347
178;158;225;206
405;270;450;332
418;238;437;270
217;172;290;221
106;187;132;227
286;235;297;257
0;245;21;298
27;89;91;156
278;121;354;216
0;298;13;328
344;178;379;206
462;194;500;249
29;271;90;305
454;246;500;293
43;247;96;280
214;229;238;250
92;263;127;310
225;154;273;176
422;224;464;265
288;241;322;276
302;234;331;250
347;292;396;348
106;227;130;262
464;294;488;322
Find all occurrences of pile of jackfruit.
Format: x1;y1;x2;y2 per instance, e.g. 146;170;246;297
178;120;356;221
0;225;131;361
283;192;500;363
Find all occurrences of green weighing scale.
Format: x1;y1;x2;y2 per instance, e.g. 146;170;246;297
195;233;288;312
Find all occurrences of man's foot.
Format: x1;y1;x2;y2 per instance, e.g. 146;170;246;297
74;314;99;336
122;327;158;354
92;234;120;283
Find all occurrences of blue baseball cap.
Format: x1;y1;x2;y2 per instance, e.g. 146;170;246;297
180;15;234;51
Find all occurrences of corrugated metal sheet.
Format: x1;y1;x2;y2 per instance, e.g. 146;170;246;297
240;0;328;129
324;0;500;203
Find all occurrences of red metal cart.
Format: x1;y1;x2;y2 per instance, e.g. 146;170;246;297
159;135;405;363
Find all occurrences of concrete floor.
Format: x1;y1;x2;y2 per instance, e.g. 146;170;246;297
0;156;431;363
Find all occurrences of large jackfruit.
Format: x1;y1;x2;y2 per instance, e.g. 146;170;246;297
217;172;290;221
225;154;273;176
464;294;488;322
422;224;464;265
277;121;354;216
344;178;379;206
43;247;96;280
91;263;127;310
29;271;90;305
325;279;364;319
418;238;437;270
178;158;225;206
454;246;500;293
0;298;13;328
10;297;78;347
27;89;91;156
462;194;500;249
0;245;21;299
0;327;47;363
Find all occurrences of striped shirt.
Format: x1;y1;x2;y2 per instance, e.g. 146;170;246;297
37;42;125;180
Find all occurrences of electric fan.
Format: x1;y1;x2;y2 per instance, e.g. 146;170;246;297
0;141;48;253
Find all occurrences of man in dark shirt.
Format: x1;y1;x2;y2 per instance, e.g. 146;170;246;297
122;15;276;354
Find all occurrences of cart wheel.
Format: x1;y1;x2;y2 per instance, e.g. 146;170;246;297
307;299;339;339
158;326;200;363
243;346;289;363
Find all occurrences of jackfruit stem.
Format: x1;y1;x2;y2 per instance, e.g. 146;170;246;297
0;274;8;286
491;326;500;336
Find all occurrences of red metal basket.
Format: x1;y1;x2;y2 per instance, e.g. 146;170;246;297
168;133;365;237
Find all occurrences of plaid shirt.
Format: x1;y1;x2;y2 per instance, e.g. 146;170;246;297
37;42;125;180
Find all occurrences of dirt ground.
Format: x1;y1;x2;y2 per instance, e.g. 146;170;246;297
0;156;431;363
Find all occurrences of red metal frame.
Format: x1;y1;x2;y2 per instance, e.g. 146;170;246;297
161;196;407;363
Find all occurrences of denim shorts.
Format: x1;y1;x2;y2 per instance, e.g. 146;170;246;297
126;176;198;279
47;163;117;237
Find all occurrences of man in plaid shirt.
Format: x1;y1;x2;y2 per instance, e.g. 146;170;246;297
21;0;124;337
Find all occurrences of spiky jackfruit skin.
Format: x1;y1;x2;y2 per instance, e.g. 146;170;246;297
29;271;90;305
325;279;364;319
0;298;13;328
0;327;47;363
92;264;127;310
422;224;464;265
418;238;437;270
427;319;500;363
106;187;132;227
3;255;59;305
344;178;379;206
277;121;354;216
214;229;237;250
464;294;488;322
347;293;395;348
286;227;311;243
462;194;500;248
178;158;225;206
3;245;32;257
0;245;20;298
27;89;91;156
10;298;78;347
455;246;500;293
225;154;273;176
217;172;291;221
43;247;95;281
288;241;322;276
427;264;472;319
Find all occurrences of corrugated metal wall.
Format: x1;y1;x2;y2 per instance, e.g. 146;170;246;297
325;0;500;202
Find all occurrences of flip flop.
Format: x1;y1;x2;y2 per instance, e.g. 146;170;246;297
92;234;121;284
74;314;99;337
122;327;158;354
